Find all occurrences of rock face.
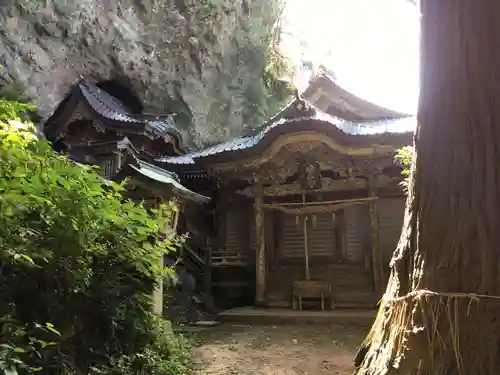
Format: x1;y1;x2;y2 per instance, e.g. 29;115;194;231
0;0;285;147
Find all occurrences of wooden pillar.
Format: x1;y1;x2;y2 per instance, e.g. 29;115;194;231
153;200;180;315
338;209;348;261
303;216;310;280
203;242;212;296
265;211;276;269
254;177;266;306
153;254;165;315
368;175;383;296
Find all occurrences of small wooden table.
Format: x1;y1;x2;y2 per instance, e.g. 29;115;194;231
292;280;334;311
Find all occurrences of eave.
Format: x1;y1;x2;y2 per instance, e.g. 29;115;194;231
43;80;189;154
302;73;410;121
114;157;210;204
156;101;415;168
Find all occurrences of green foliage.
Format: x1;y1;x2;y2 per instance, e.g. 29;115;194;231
0;83;32;106
395;146;413;193
96;320;191;375
0;320;60;375
394;145;413;176
182;0;294;133
0;99;35;122
0;66;33;106
194;0;219;22
225;0;294;129
0;99;190;374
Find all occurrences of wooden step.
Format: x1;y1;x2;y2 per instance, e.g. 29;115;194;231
218;307;376;326
266;291;377;309
212;281;250;288
211;255;250;267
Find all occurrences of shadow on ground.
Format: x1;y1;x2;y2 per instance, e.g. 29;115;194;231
190;323;369;375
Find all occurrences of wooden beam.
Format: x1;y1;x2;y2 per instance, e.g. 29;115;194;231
368;175;383;296
254;176;266;306
237;176;398;198
263;197;377;208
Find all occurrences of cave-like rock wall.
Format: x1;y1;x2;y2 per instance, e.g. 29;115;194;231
0;0;285;147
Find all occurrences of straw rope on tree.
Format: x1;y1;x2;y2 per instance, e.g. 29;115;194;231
354;1;500;374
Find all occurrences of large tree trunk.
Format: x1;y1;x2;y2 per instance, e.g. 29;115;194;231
355;2;500;374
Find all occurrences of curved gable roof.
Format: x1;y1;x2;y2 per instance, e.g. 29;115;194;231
303;73;410;121
157;100;414;166
43;81;187;151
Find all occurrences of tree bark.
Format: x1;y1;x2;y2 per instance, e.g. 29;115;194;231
355;2;500;374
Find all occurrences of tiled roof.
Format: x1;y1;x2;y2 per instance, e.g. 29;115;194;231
336;116;416;135
157;108;416;165
303;72;411;120
78;83;182;141
126;158;210;203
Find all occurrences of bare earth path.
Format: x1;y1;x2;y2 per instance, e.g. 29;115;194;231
192;323;368;375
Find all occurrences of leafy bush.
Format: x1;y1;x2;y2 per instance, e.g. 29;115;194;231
394;145;413;193
0;99;190;374
0;66;33;105
0;319;60;375
97;320;192;375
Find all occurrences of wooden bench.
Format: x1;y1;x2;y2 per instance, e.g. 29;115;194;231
292;280;335;311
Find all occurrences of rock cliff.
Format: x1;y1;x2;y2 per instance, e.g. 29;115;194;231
0;0;292;147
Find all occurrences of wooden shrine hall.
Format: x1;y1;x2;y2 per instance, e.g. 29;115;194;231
43;80;208;202
158;86;415;309
43;74;415;311
42;80;211;314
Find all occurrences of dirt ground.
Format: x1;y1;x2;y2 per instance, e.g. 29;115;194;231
192;323;368;375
